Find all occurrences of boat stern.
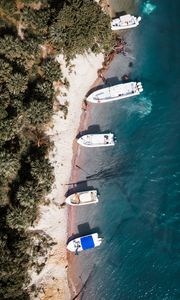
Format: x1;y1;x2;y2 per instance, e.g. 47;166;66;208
92;233;103;247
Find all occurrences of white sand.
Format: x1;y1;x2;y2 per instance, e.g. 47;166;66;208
29;52;104;300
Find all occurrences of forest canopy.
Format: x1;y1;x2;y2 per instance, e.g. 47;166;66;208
0;0;113;298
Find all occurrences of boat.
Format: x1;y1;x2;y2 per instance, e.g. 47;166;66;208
67;233;102;254
87;82;143;104
77;133;116;147
65;190;99;206
111;14;141;30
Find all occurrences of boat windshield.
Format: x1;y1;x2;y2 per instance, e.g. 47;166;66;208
104;135;109;144
71;193;80;204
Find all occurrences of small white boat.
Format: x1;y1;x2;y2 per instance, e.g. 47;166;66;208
77;133;115;147
87;82;143;104
67;233;102;253
111;14;141;30
65;190;99;206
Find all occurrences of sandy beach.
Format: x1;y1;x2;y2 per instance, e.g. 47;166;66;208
66;1;138;298
28;1;125;298
29;52;104;300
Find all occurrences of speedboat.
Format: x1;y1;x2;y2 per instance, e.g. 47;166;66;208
111;14;141;30
87;82;143;104
67;233;102;254
77;133;116;147
65;190;99;206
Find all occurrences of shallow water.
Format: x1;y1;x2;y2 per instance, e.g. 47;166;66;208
69;1;180;299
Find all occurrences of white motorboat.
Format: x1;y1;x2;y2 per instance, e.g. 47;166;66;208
111;14;141;30
65;190;99;206
87;82;143;104
77;133;116;147
67;233;102;253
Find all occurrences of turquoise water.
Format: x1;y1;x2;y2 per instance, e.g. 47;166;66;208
69;1;180;299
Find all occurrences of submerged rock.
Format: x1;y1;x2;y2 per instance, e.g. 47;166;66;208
142;0;157;15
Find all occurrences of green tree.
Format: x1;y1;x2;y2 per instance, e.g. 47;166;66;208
50;0;113;58
6;73;28;95
0;0;113;298
26;99;53;126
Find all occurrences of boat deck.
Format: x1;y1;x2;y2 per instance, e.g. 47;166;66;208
84;134;113;145
95;82;139;101
111;14;141;30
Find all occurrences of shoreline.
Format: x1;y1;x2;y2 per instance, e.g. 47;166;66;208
30;0;137;298
67;85;103;298
67;1;138;298
30;52;104;300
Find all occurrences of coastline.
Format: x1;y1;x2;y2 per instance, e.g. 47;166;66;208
29;1;137;298
63;2;180;299
29;52;104;300
67;89;103;299
67;0;139;298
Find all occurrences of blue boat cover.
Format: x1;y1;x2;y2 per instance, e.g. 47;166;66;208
80;235;95;250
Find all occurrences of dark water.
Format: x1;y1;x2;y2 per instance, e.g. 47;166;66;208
70;1;180;299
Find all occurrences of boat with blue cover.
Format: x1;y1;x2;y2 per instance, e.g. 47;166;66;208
67;233;102;253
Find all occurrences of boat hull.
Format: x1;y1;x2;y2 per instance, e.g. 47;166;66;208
77;133;115;147
111;15;141;31
111;23;139;30
65;190;99;206
67;233;102;252
87;82;143;104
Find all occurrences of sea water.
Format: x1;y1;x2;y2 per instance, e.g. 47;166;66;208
70;1;180;299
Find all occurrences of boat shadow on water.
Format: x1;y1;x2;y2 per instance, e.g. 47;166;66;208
76;125;113;139
67;223;102;244
86;76;120;98
65;181;100;198
114;10;127;18
76;125;101;139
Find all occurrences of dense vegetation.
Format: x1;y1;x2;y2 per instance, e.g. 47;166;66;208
0;0;113;298
50;0;112;57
